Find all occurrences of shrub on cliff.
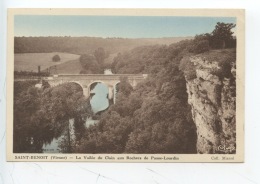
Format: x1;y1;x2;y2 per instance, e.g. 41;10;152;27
201;49;236;79
189;34;210;54
179;57;197;80
218;59;232;79
192;40;210;54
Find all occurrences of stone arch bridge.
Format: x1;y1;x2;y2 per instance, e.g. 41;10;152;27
42;74;148;102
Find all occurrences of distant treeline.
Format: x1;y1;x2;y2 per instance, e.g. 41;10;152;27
14;36;192;55
14;70;50;78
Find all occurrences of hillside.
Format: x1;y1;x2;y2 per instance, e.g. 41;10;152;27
45;58;82;74
14;52;80;72
14;36;193;55
14;36;192;74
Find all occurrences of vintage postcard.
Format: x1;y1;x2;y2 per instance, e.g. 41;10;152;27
7;9;245;162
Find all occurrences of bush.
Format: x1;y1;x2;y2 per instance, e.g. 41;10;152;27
52;54;61;62
179;57;197;80
209;59;232;79
79;54;102;74
191;40;210;54
218;59;232;78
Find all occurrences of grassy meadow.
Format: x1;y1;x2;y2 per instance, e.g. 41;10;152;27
14;52;80;72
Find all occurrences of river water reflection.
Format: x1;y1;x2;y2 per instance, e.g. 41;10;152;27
90;83;109;113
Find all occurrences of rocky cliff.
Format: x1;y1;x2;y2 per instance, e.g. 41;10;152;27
182;49;236;154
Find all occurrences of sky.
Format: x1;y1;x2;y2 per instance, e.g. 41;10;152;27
14;15;236;38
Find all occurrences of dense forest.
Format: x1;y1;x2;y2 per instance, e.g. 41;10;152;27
79;41;198;153
14;22;236;153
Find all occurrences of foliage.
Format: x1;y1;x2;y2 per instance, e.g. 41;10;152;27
14;85;46;153
187;22;236;52
111;45;169;74
13;82;92;153
78;41;197;154
79;54;102;74
198;49;236;79
79;48;110;74
188;34;210;54
52;54;61;62
117;77;133;96
14;71;50;78
179;57;197;80
93;47;109;66
14;80;39;97
211;22;236;49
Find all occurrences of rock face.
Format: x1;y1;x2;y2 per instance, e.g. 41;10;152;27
184;54;236;154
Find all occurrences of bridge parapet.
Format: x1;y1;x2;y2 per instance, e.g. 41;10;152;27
48;74;147;80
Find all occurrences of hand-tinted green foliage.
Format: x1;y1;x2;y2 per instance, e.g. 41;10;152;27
79;41;197;154
13;82;92;153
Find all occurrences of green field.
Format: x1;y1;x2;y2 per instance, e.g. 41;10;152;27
14;52;80;72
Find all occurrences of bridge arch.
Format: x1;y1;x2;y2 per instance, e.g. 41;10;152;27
88;81;112;100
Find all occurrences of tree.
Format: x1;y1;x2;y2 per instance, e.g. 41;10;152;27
117;77;133;97
79;54;101;74
189;34;210;54
211;22;236;49
94;47;107;66
179;57;197;80
52;54;61;62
